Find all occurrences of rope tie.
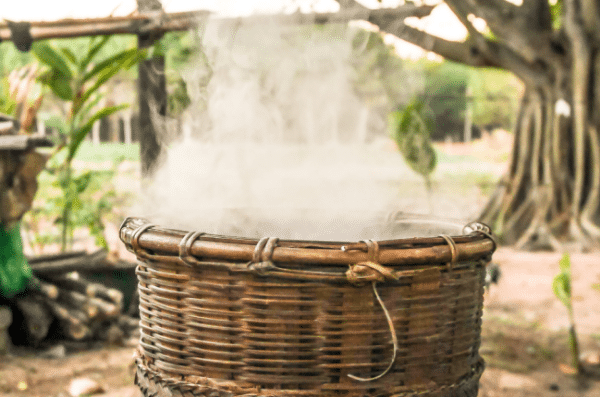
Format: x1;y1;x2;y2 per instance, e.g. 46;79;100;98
178;231;206;266
346;261;399;285
439;234;458;271
130;223;156;255
347;240;399;383
248;237;279;276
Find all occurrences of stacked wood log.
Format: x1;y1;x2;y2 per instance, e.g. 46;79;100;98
10;250;139;347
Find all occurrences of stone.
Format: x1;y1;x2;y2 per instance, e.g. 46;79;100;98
68;378;105;397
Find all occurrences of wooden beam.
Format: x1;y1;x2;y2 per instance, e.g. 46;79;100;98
0;134;53;150
0;11;207;42
0;5;433;43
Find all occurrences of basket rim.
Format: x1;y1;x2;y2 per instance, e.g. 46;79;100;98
120;216;495;267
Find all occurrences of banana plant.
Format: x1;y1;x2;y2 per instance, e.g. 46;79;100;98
31;37;144;251
553;253;582;374
389;98;437;213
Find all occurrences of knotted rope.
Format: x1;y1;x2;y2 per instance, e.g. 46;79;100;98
346;240;399;383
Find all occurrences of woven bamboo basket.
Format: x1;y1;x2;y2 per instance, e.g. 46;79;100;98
120;216;496;397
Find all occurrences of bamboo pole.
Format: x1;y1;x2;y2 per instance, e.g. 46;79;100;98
0;11;208;42
0;5;431;43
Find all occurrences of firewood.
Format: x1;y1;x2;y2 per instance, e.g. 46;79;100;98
13;295;53;345
58;289;99;319
28;276;59;299
86;283;123;308
27;250;87;264
29;249;108;275
88;297;119;319
44;274;124;308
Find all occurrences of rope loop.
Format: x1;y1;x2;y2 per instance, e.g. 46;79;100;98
439;234;458;271
178;231;206;267
130;223;156;256
348;281;398;382
248;237;280;276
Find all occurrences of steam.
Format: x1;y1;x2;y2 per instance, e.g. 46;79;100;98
136;18;463;240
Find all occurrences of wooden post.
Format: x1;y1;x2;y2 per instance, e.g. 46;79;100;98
137;0;166;177
124;113;133;145
463;85;473;143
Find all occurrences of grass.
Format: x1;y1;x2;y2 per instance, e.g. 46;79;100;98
74;141;140;162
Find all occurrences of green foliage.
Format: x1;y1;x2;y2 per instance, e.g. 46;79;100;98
553;253;572;313
550;0;563;30
0;77;17;116
31;36;143;251
470;68;521;130
389;97;437;212
25;166;119;252
552;252;582;374
389;98;437;180
160;31;203;117
421;61;469;141
0;222;31;298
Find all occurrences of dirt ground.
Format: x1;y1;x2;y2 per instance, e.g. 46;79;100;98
3;132;599;396
1;247;598;397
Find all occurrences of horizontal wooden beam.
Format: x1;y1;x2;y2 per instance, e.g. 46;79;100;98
0;134;53;150
0;5;432;42
0;11;208;42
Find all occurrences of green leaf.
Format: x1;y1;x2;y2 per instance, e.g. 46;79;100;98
82;48;139;84
74;171;92;194
75;49;143;114
44;115;68;135
31;42;73;80
67;104;129;161
80;36;111;71
593;283;600;292
553;272;571;310
559;252;571;274
60;48;78;66
48;70;74;101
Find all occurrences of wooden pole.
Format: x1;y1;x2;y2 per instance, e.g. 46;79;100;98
0;11;206;42
0;5;431;43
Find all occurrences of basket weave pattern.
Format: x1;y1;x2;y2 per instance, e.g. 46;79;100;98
120;218;494;397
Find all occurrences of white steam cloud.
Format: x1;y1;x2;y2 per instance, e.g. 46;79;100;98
136;18;462;240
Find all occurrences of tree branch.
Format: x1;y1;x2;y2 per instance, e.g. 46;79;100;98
444;0;483;40
374;21;499;68
470;0;558;67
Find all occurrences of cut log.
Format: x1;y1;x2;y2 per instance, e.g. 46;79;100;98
28;276;59;299
88;297;119;319
13;296;53;345
58;289;99;319
10;251;139;345
29;249;108;275
27;250;87;264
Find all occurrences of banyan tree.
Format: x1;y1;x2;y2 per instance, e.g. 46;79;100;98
352;0;600;249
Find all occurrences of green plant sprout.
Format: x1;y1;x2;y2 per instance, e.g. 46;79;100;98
31;37;144;251
552;252;582;374
389;98;437;213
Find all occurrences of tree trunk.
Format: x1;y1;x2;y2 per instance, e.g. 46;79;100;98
479;62;600;249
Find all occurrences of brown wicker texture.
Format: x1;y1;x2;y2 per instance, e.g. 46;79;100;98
120;217;496;397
